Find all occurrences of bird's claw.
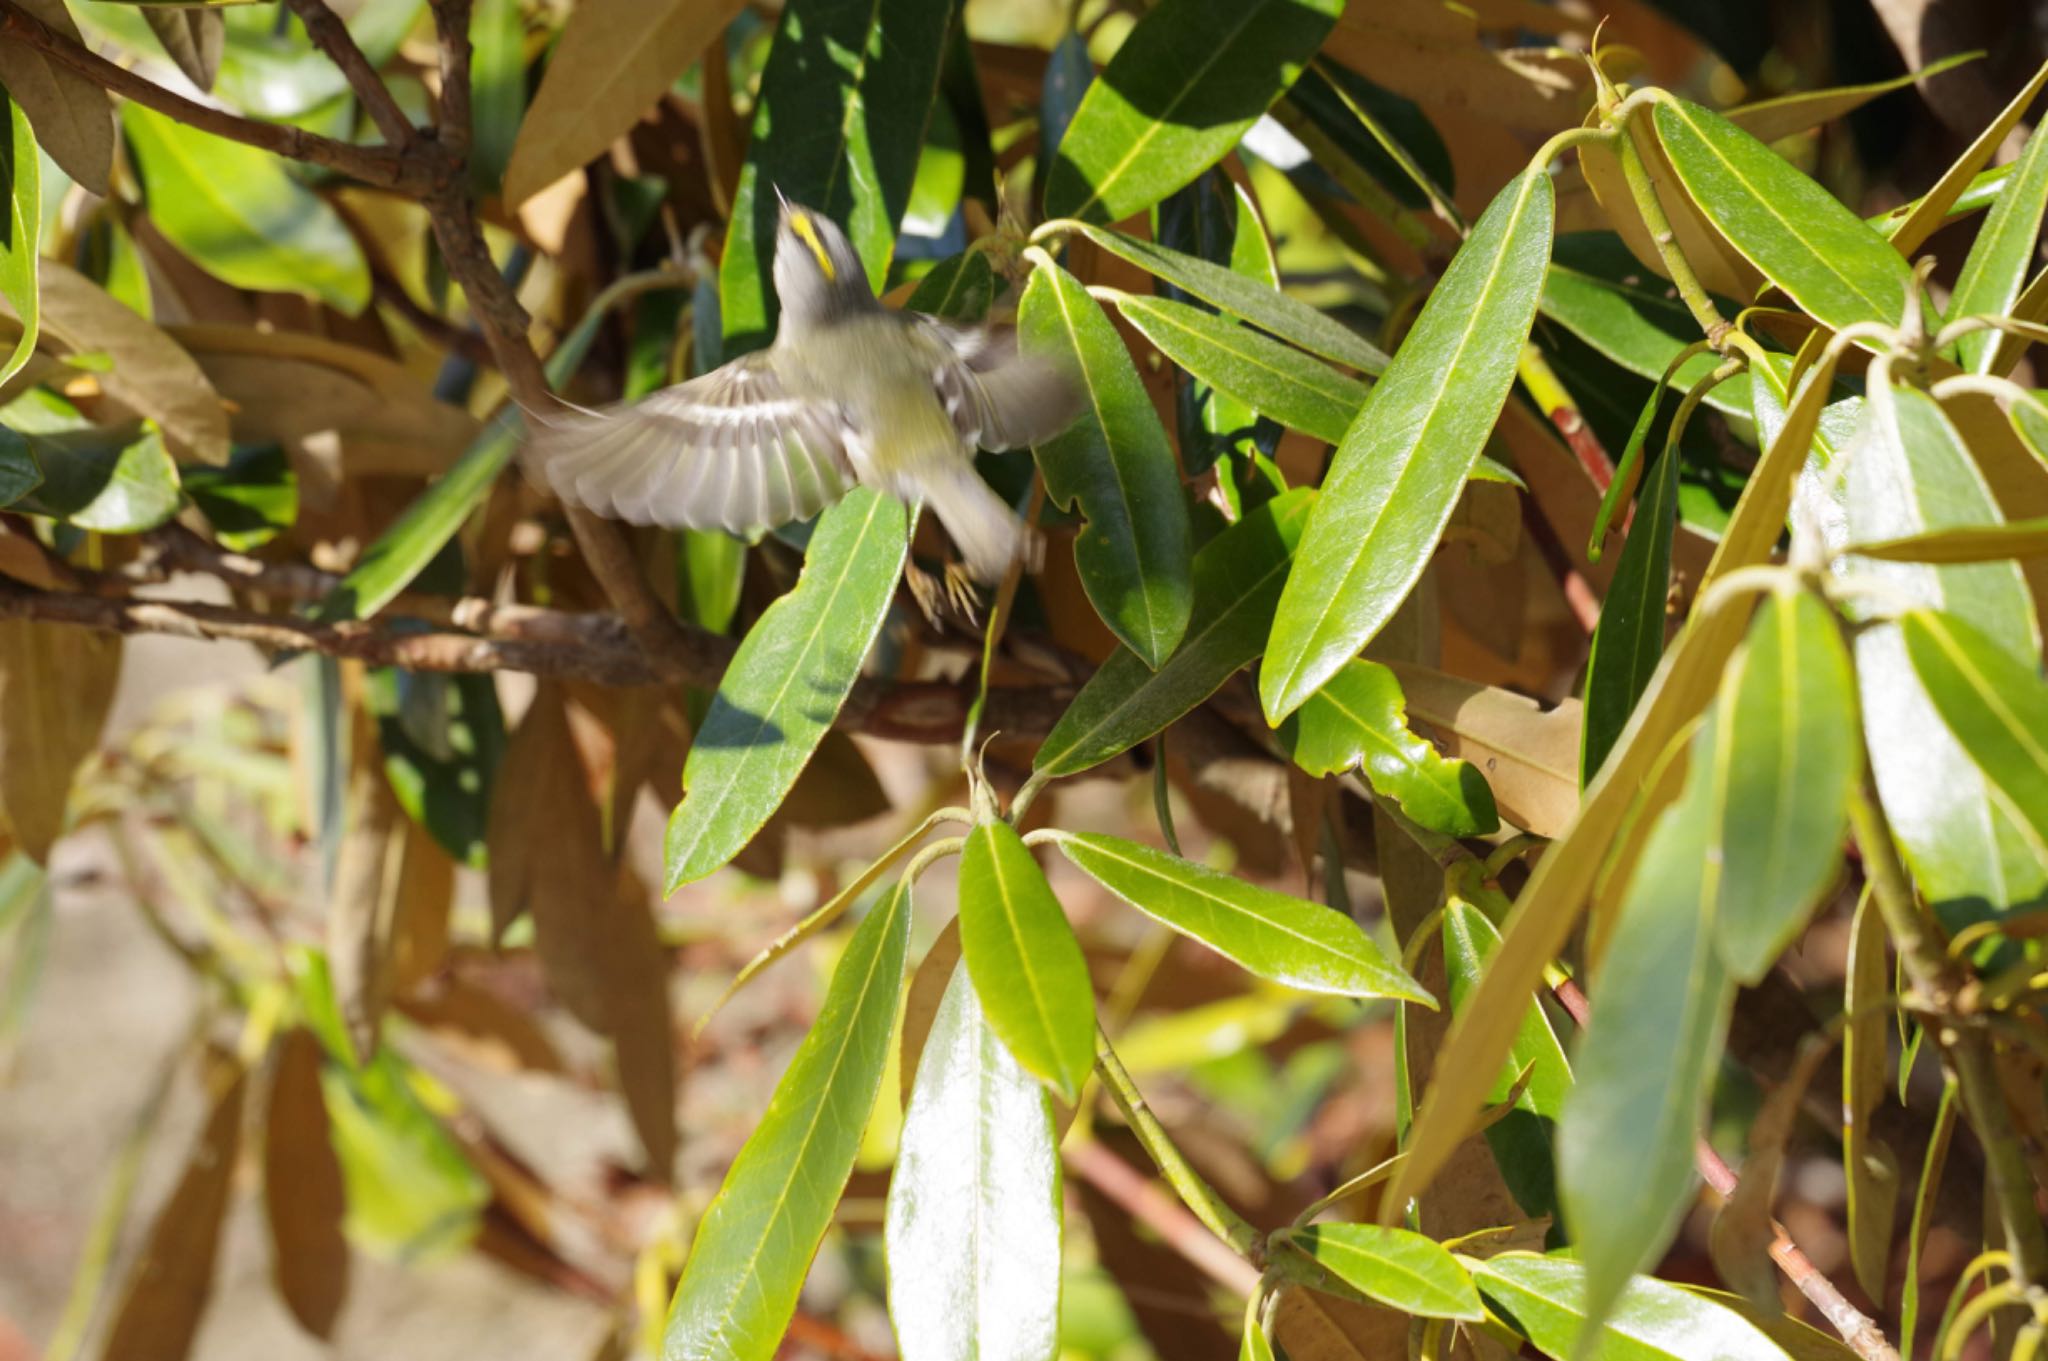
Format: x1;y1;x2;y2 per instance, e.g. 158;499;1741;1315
944;563;983;626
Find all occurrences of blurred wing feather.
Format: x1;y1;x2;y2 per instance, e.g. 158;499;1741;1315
919;319;1082;452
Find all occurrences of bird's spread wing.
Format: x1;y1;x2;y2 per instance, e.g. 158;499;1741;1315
522;352;857;535
918;319;1083;453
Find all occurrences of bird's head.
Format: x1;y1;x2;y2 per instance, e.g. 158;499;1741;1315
771;193;871;328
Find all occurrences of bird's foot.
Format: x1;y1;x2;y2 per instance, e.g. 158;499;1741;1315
944;563;983;626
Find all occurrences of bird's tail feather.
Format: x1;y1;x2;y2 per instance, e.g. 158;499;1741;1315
920;464;1038;582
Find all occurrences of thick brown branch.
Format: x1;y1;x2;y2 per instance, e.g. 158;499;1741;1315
0;0;432;193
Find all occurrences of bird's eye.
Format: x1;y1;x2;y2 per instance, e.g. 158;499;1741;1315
788;212;837;282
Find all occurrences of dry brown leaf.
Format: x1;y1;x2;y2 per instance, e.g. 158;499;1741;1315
10;264;231;464
143;9;225;92
390;820;456;992
98;1053;247;1361
263;1029;350;1340
1938;388;2048;643
328;705;406;1063
486;681;614;1030
167;324;480;475
398;975;565;1074
0;619;120;863
0;520;79;592
1270;1285;1410;1361
603;865;678;1183
1387;662;1581;837
1322;1;1591;134
1576;121;1764;304
899;916;963;1106
502;0;750;208
0;0;115;195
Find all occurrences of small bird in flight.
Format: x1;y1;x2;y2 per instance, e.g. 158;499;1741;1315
522;198;1080;586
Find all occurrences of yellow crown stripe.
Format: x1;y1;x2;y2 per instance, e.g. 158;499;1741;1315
788;212;837;282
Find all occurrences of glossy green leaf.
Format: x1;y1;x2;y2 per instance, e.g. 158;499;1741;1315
885;965;1061;1361
1033;490;1312;780
1262;169;1553;722
904;248;995;322
1539;234;1748;419
0;427;42;507
1901;609;2048;852
1652;97;1911;335
1558;712;1738;1337
1279;1224;1483;1321
1280;658;1497;837
182;442;295;551
1846;385;2046;921
10;415;179;532
1710;591;1859;981
120;104;368;313
0;87;38;389
1019;256;1193;667
664;881;912;1361
1053;220;1388;373
1116;293;1365;444
1044;0;1340;223
1054;831;1431;1002
958;821;1096;1101
1158;174;1283;477
1950;118;2048;372
1283;63;1455;213
1442;889;1570;1219
717;0;953;353
1470;1254;1794;1361
1581;444;1681;784
367;668;504;870
666;488;912;890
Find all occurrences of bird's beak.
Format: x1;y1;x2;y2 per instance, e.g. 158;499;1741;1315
772;183;791;215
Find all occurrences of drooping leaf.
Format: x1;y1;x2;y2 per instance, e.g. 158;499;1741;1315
958;821;1096;1101
1651;97;1912;336
1900;608;2048;852
1032;489;1312;781
0;0;114;195
1840;887;1898;1305
1055;830;1432;1002
121;104;370;313
140;8;226;92
0;618;120;864
1470;1254;1794;1361
664;488;911;889
1262;169;1553;722
263;1028;351;1340
663;881;912;1361
1709;591;1859;981
1053;220;1388;373
1558;711;1737;1337
885;966;1062;1361
1019;256;1193;667
1280;658;1497;837
1044;0;1341;223
1581;442;1681;784
1277;1224;1483;1321
1115;292;1366;444
0;87;38;389
717;0;954;353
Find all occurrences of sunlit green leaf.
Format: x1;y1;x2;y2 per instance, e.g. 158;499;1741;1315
1044;0;1340;223
467;0;525;192
182;442;295;551
886;966;1062;1361
1262;169;1553;722
1055;831;1430;1002
1020;255;1193;667
1116;292;1365;444
664;881;912;1361
367;668;504;870
1901;609;2048;853
958;821;1095;1101
9;410;179;533
1470;1254;1794;1361
1949;118;2048;372
665;488;912;890
1278;1224;1483;1321
0;87;38;388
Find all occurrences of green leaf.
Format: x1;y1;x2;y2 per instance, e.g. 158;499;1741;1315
1033;489;1312;780
10;416;180;532
904;248;995;322
1470;1254;1795;1361
1442;890;1570;1219
1558;712;1738;1338
663;880;912;1361
1277;1224;1484;1321
1710;591;1859;981
1055;219;1388;374
182;442;295;551
1262;169;1553;722
1540;234;1748;419
1158;174;1283;477
885;966;1062;1361
665;488;911;890
0;86;39;388
717;0;953;353
1019;256;1193;667
957;821;1096;1101
1949;115;2048;373
1581;443;1681;784
367;669;504;870
1115;292;1366;444
1054;830;1431;1002
1848;517;2048;564
1901;609;2048;854
1845;385;2046;921
1044;0;1339;223
0;427;42;507
1280;658;1497;837
119;103;368;313
1651;97;1911;336
466;0;525;193
1723;53;1980;145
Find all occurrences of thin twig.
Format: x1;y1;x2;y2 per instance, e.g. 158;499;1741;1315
1064;1137;1262;1296
280;0;418;149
